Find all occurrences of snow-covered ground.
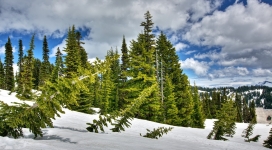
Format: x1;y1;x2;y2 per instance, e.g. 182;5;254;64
0;89;271;150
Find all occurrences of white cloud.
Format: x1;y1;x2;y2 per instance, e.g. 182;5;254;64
184;50;197;55
194;50;226;60
183;0;272;69
218;56;257;66
179;58;210;76
208;66;249;80
174;43;188;51
252;68;272;77
0;46;5;54
0;0;222;59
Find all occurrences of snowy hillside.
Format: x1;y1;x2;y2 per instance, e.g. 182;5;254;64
0;90;271;150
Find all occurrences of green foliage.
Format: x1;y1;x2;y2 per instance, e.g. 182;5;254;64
20;34;35;99
64;25;81;78
32;58;42;90
201;92;212;119
4;37;14;91
39;36;51;87
0;66;98;139
249;101;257;123
156;32;193;126
191;83;205;128
0;101;53;138
86;83;158;133
264;128;272;148
207;99;237;140
0;59;4;89
242;122;261;142
242;98;251;123
162;75;179;125
119;36;129;110
51;47;64;83
76;31;88;68
207;121;228;141
140;127;173;139
16;39;24;93
235;92;243;122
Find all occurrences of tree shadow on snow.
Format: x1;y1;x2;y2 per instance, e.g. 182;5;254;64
53;126;88;133
25;129;77;144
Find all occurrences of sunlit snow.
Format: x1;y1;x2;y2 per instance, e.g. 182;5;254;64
0;89;271;150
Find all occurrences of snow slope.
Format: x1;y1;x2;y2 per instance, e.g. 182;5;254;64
0;90;271;150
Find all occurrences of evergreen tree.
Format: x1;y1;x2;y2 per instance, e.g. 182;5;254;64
126;12;161;122
0;59;4;89
264;128;272;148
242;122;261;142
235;92;243;122
51;47;64;83
4;37;14;91
140;11;155;53
20;34;35;99
162;75;179;125
32;59;41;90
63;25;81;78
108;49;121;111
242;98;251;123
156;32;193;126
17;39;24;94
127;34;161;122
207;99;237;140
119;35;129;109
39;36;50;87
201;92;212;119
191;83;205;128
76;31;88;68
249;100;257;123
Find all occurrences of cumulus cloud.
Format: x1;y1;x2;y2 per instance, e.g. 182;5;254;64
174;42;188;51
208;66;249;80
194;50;226;60
0;0;222;59
218;56;257;66
184;0;272;69
252;68;272;77
184;50;197;55
179;58;210;76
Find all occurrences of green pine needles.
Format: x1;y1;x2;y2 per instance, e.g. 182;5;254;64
242;122;261;142
86;83;158;133
140;127;173;139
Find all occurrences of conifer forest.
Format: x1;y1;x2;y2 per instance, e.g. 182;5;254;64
0;11;272;149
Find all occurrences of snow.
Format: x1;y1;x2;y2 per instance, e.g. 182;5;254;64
0;89;271;150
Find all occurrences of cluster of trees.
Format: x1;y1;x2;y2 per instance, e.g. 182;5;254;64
0;11;204;129
200;89;257;123
199;85;272;109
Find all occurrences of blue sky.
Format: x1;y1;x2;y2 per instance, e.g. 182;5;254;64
0;0;272;87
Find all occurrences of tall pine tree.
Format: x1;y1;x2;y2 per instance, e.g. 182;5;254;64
191;83;205;128
39;36;50;87
126;11;161;122
20;34;35;99
16;39;24;94
51;47;64;83
119;36;129;109
156;32;193;126
0;59;4;89
64;25;81;78
4;37;14;91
